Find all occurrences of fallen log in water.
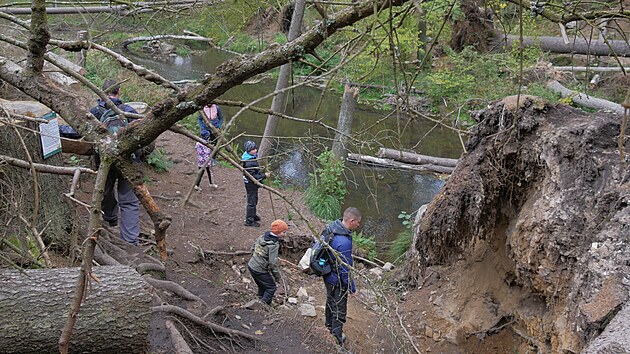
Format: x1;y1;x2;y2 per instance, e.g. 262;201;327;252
377;148;459;168
546;80;625;115
347;153;454;174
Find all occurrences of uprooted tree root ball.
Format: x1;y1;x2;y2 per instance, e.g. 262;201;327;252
402;96;630;353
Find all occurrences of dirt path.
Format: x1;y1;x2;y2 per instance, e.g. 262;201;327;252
85;130;521;353
140;131;392;353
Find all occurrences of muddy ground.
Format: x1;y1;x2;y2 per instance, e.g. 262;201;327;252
69;130;529;353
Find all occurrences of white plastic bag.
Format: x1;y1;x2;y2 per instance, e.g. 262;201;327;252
298;248;312;271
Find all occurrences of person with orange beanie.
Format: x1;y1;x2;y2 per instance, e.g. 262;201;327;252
247;219;288;305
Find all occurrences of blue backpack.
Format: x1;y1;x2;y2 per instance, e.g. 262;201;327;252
309;225;335;276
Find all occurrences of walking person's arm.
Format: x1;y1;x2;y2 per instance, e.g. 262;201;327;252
268;243;282;282
338;241;356;293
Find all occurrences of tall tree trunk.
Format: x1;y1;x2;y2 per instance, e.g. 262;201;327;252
258;0;306;159
332;84;358;160
0;266;152;354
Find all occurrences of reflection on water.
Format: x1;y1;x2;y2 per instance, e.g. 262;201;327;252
276;147;310;187
125;47;461;257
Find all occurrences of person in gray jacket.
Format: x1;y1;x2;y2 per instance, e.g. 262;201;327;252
247;219;288;305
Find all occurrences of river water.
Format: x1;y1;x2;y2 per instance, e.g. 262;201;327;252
125;48;463;257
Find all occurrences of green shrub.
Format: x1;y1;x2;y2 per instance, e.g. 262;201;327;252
147;148;173;173
388;229;412;263
353;231;377;261
387;210;415;262
305;149;346;221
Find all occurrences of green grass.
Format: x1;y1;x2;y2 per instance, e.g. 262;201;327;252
305;190;340;221
388;229;412;263
85;51;171;106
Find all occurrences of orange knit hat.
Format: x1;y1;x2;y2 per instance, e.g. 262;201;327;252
270;219;288;235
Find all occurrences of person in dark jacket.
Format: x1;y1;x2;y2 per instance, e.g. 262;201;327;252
242;140;268;227
323;207;361;348
247;219;288;305
90;79;140;245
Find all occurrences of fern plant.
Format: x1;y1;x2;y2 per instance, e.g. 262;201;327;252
147;148;173;173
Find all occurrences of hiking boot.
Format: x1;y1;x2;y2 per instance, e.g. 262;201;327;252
244;219;260;227
332;333;346;346
194;185;202;192
106;220;118;227
208;183;218;189
253;215;261;221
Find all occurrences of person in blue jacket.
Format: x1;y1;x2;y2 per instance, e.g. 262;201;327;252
323;207;362;349
90;79;141;245
242;140;269;227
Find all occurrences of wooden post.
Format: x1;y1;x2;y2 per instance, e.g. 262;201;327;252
332;84;358;160
76;30;88;68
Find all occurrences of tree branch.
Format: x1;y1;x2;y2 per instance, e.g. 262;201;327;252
0;154;95;175
26;0;50;73
58;160;112;354
119;0;410;157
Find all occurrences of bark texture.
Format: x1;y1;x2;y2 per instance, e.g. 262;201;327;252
403;95;630;352
0;266;152;353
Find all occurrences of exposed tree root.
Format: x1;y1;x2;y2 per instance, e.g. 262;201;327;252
94;246;120;266
143;275;207;306
165;320;194;354
152;304;259;341
136;262;166;274
203;305;225;319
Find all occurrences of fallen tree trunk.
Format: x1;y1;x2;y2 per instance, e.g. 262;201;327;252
122;35;214;48
554;66;630;72
0;266;152;354
0;1;214;15
497;35;630;57
546;80;625;115
377;148;459;167
347;153;454;174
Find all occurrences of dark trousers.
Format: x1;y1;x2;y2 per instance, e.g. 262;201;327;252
248;266;276;304
195;167;212;186
325;281;349;345
245;183;259;221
